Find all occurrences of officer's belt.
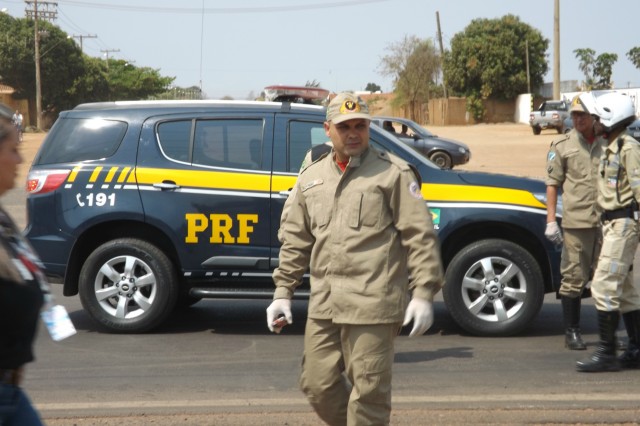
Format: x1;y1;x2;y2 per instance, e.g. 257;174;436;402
601;206;635;222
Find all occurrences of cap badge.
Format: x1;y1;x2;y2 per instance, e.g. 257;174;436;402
340;100;360;114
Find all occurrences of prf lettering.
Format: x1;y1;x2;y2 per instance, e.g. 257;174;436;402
185;213;258;244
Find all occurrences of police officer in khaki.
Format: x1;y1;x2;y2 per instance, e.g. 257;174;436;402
545;95;603;350
576;92;640;372
267;92;444;425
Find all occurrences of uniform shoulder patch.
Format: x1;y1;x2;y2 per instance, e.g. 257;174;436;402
409;181;423;199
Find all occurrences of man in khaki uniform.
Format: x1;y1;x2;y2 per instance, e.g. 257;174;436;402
267;92;444;425
575;92;640;372
545;96;602;350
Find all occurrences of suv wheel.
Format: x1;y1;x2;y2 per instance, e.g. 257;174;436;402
532;126;541;135
443;239;544;337
79;238;179;333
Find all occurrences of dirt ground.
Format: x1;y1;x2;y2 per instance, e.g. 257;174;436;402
18;124;575;425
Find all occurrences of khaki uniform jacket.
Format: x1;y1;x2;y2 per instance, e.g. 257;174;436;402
545;130;603;228
273;147;444;324
598;134;640;211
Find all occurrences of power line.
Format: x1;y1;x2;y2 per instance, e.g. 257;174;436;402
55;0;392;14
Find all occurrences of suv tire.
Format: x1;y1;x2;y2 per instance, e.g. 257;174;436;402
443;239;544;337
79;238;179;333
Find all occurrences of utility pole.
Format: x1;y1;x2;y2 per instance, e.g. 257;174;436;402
25;0;57;131
553;0;560;99
525;40;531;94
101;49;119;101
100;48;120;71
72;34;97;52
435;11;448;99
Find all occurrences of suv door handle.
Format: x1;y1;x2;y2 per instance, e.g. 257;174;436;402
153;181;180;190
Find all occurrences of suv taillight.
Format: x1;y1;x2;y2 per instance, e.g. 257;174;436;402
27;169;71;194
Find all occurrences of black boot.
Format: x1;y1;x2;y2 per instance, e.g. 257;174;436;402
561;297;586;350
576;310;620;372
619;310;640;369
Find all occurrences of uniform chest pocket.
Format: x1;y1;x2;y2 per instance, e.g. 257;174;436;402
307;192;330;228
349;192;384;228
565;150;587;179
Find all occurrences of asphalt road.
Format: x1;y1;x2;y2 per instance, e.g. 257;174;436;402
27;289;640;425
9;129;640;425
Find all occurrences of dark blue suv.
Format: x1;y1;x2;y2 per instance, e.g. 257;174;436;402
26;100;561;335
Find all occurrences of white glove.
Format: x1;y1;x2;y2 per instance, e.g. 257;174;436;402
545;221;563;244
266;299;293;333
402;297;433;337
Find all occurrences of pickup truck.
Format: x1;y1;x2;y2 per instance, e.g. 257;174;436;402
529;100;569;135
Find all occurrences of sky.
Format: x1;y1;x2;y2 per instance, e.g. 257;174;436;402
2;0;640;100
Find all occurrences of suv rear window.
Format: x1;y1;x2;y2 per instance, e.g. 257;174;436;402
35;118;127;165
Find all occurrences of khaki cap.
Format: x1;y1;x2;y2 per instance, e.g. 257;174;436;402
326;92;371;124
569;95;586;113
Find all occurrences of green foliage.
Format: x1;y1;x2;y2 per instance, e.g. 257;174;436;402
574;48;618;89
628;47;640;70
106;60;174;101
0;15;175;115
378;35;442;121
443;14;548;104
466;94;485;121
365;82;381;92
151;86;204;100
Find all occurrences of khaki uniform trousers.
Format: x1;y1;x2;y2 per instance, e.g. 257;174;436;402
299;318;398;426
591;218;640;312
559;228;601;298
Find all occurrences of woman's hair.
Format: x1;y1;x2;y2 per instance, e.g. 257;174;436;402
0;119;13;144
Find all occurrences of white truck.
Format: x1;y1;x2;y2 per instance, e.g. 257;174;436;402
529;100;570;135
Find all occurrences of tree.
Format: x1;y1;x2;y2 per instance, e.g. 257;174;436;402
626;47;640;71
378;35;441;121
574;48;596;89
151;85;203;100
365;82;381;92
0;15;175;118
593;53;618;89
574;49;618;90
0;16;85;114
305;79;321;88
443;15;548;120
66;56;110;108
106;59;174;100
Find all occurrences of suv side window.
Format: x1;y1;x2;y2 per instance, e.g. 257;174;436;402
35;118;127;165
288;121;327;172
194;119;263;170
157;120;191;162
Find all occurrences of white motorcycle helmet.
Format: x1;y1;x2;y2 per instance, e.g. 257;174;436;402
592;92;637;132
575;92;598;115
